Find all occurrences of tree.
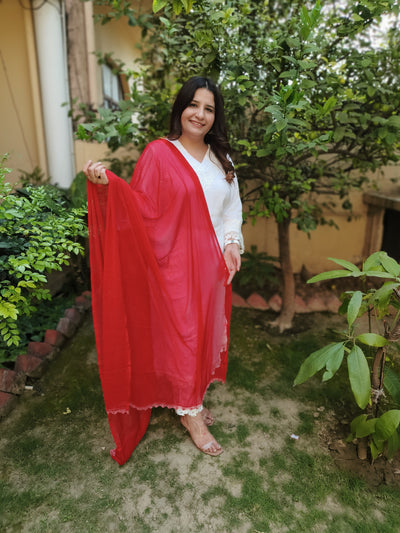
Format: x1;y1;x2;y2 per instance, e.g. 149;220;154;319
80;0;400;331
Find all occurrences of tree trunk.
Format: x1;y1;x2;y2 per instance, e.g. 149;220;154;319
371;346;386;417
271;216;296;332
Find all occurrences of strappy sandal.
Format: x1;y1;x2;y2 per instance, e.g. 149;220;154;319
181;414;223;457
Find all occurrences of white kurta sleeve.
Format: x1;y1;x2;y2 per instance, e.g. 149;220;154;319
223;174;244;253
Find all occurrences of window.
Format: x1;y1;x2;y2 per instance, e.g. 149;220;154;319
382;208;400;262
102;63;124;110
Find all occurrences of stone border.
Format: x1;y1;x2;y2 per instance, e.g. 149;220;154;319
232;290;341;313
0;291;92;418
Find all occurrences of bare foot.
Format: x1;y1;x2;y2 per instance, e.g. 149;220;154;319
202;407;214;426
181;412;223;456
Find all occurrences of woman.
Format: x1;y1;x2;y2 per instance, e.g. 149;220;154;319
84;76;243;465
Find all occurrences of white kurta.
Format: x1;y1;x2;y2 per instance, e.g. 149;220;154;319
169;139;244;253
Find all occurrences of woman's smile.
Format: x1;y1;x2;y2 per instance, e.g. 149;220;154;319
180;88;215;139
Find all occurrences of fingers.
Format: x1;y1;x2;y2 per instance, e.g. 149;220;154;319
224;244;241;285
83;160;109;185
227;260;240;285
227;269;235;285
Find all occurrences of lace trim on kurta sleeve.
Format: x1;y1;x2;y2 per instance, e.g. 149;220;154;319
224;230;244;254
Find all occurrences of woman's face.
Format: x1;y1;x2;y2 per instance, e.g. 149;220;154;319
180;88;215;141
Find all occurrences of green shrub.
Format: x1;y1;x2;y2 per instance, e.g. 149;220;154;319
0;155;87;364
233;245;279;297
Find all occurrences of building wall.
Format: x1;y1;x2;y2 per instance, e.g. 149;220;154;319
243;164;400;274
0;0;46;184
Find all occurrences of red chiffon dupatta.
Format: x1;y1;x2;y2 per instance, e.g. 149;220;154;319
87;139;231;465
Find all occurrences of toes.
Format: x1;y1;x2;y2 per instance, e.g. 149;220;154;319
201;440;223;456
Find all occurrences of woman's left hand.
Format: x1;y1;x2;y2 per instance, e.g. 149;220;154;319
224;243;241;285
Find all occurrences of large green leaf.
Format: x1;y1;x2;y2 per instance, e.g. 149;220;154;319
363;251;389;272
372;282;400;312
380;254;400;277
294;342;345;385
347;345;371;409
182;0;193;12
388;115;400;128
152;0;168;13
356;333;389;347
363;271;400;280
307;270;357;284
327;257;360;272
384;367;400;406
350;414;377;438
347;291;363;328
370;438;381;460
172;0;182;14
374;410;400;442
322;345;345;382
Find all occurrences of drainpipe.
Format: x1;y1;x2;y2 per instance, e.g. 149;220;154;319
32;0;75;188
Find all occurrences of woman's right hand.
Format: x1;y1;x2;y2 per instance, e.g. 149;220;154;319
83;160;109;185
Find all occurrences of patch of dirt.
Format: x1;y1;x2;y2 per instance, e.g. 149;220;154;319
317;407;400;488
250;273;400;488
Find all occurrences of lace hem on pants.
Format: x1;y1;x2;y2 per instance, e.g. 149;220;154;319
175;405;204;416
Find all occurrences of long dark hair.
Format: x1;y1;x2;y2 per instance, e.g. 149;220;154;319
168;76;234;183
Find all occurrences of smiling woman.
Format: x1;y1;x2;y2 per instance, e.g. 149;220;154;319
179;88;215;156
83;76;244;465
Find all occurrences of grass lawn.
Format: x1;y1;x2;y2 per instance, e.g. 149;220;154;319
1;307;400;532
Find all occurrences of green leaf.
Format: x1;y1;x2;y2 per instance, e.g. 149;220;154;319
363;271;400;280
387;115;400;129
347;291;363;328
276;118;288;132
370;439;381;460
294;342;345;385
387;429;400;459
256;148;271;157
322;344;345;381
322;96;337;115
372;282;400;318
347;345;371;409
384;367;400;406
374;410;400;442
363;251;385;271
172;0;182;14
380;254;400;277
350;414;377;438
327;257;360;272
356;333;389;347
182;0;193;12
307;270;357;284
152;0;168;13
350;414;367;434
265;105;283;120
333;127;346;143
